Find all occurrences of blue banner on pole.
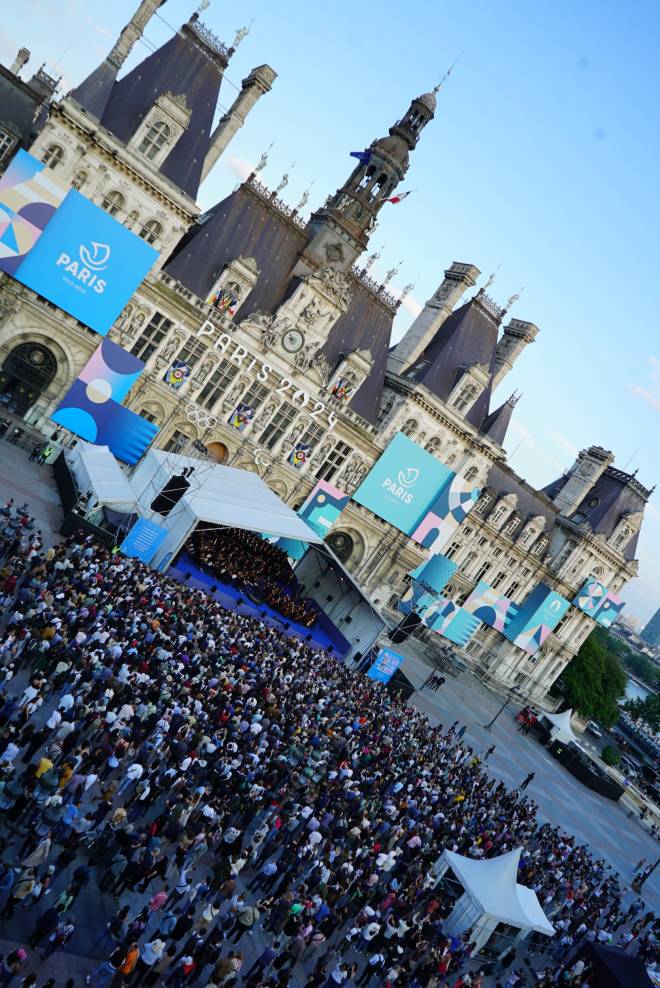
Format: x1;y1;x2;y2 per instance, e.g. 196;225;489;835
120;518;168;563
366;647;404;683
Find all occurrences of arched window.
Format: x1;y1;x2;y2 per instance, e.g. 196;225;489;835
139;219;162;245
101;190;125;217
71;170;87;190
453;383;477;413
425;436;442;455
42;144;64;170
401;418;417;437
464;466;479;483
138;121;171;161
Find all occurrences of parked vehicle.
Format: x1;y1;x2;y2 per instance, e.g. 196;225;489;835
586;721;603;738
620;754;641;777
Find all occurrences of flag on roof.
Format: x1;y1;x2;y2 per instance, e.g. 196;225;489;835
385;191;413;204
350;149;371;164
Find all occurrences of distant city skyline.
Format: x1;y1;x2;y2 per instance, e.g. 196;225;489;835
3;0;658;619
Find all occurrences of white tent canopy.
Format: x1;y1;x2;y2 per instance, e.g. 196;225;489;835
65;442;137;512
540;708;578;745
128;450;324;568
437;848;555;944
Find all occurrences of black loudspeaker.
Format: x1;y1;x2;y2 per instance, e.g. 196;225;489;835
389;611;422;644
326;595;334;602
353;651;362;665
150;474;191;516
184;572;192;580
344;615;352;624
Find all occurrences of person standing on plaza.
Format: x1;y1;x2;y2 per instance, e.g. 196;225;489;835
520;771;535;791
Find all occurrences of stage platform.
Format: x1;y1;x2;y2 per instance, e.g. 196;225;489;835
169;553;349;656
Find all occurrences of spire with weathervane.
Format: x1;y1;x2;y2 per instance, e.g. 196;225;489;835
298;66;456;277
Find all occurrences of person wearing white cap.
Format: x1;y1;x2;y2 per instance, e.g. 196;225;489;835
133;938;165;983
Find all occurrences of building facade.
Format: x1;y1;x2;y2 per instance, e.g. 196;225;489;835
0;1;651;704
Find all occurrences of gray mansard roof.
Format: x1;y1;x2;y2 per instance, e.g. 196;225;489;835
406;295;500;428
163;183;394;425
485;462;559;531
71;22;226;200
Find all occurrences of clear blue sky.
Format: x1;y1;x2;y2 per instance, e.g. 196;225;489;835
2;0;659;622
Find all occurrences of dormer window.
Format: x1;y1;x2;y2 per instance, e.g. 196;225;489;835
140;219;163;246
464;466;479;483
138;121;171;161
614;527;631;549
101;190;125;218
453;383;478;412
42;144;64;170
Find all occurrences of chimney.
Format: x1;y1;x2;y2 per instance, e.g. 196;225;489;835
387;262;480;374
201;64;276;182
491;318;539;390
10;47;30;76
106;0;166;72
551;445;615;516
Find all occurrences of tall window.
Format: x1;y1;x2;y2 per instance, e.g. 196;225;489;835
130;312;172;362
197;360;239;411
298;421;325;451
175;339;207;369
315;440;351;482
138;121;171;161
164;429;190;453
139;410;160;425
445;541;461;560
259;402;298;450
239;380;269;411
491;571;506;589
42;144;64;170
453;383;477;412
140;219;162;245
0;128;17;165
476;493;493;516
506;581;521;599
464;466;479;482
425;436;442;455
101;190;125;217
473;562;491;584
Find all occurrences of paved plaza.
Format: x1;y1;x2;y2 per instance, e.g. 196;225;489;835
0;443;657;986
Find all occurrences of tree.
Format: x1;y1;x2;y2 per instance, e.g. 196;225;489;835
601;745;621;767
624;694;660;733
561;631;627;727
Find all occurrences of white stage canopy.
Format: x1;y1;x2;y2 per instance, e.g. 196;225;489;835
540;708;578;746
441;848;555;938
65;442;137;512
128;450;324;568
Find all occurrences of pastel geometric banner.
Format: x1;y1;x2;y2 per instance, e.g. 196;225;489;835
504;582;571;655
299;480;350;540
50;340;158;464
425;598;481;646
463;580;518;633
408;552;458;596
0;150;69;275
411;473;480;554
573;580;625;628
397;580;436;617
366;647;404;683
15;189;158;336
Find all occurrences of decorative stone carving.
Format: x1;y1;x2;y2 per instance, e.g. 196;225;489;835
243;311;278;349
325;242;345;263
309;266;353;311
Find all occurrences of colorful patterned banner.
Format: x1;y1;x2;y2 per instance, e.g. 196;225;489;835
331;378;353;402
463;580;518;633
228;402;254;431
288;442;311;469
411;474;480;553
397;580;436;617
163;360;191;389
425;598;481;646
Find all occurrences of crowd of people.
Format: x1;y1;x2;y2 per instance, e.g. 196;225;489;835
0;498;656;988
188;528;318;628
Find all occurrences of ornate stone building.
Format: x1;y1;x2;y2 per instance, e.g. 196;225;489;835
0;1;651;703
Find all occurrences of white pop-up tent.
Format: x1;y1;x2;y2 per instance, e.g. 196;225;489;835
540;708;578;746
64;442;137;512
431;847;554;953
128;449;324;569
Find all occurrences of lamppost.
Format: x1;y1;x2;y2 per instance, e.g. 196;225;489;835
483;686;520;732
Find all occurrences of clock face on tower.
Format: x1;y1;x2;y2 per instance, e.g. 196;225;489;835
281;329;305;353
